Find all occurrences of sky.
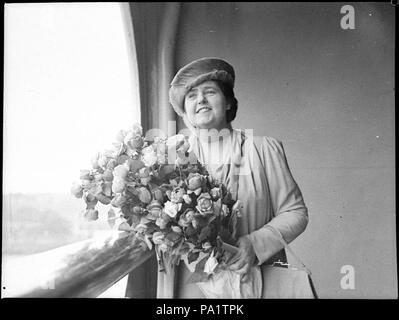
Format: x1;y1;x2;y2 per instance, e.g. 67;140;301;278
4;3;140;194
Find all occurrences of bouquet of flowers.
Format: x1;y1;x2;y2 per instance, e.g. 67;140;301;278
71;123;243;283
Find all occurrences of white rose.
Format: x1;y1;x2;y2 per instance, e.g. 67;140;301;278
163;201;181;218
141;146;158;167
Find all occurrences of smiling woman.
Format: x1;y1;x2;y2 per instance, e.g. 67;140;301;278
184;81;231;131
3;2;139;283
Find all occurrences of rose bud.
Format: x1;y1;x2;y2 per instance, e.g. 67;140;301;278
113;163;130;179
131;206;144;214
84;208;99;221
112;177;126;194
196;193;214;216
147;200;163;219
171;226;183;234
71;182;83;198
210;187;221;200
187;173;202;190
152;188;164;202
79;170;91;180
138;187;152;204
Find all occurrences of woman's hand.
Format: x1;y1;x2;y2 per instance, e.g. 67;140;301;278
226;236;257;282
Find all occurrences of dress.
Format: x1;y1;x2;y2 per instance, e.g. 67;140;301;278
157;128;309;298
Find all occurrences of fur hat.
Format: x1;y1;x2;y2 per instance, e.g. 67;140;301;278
169;57;235;116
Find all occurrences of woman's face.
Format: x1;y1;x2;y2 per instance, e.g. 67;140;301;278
184;81;230;130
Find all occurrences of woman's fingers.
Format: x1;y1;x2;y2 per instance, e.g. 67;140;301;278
228;253;252;272
224;250;242;265
228;256;246;270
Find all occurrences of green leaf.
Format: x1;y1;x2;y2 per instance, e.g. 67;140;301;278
185;225;197;237
213;198;222;216
187;251;199;264
186;271;210;284
145;222;159;234
194;255;209;273
218;226;236;245
165;231;182;246
198;226;211;242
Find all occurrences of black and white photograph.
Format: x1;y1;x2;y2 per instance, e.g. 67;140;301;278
2;2;396;301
